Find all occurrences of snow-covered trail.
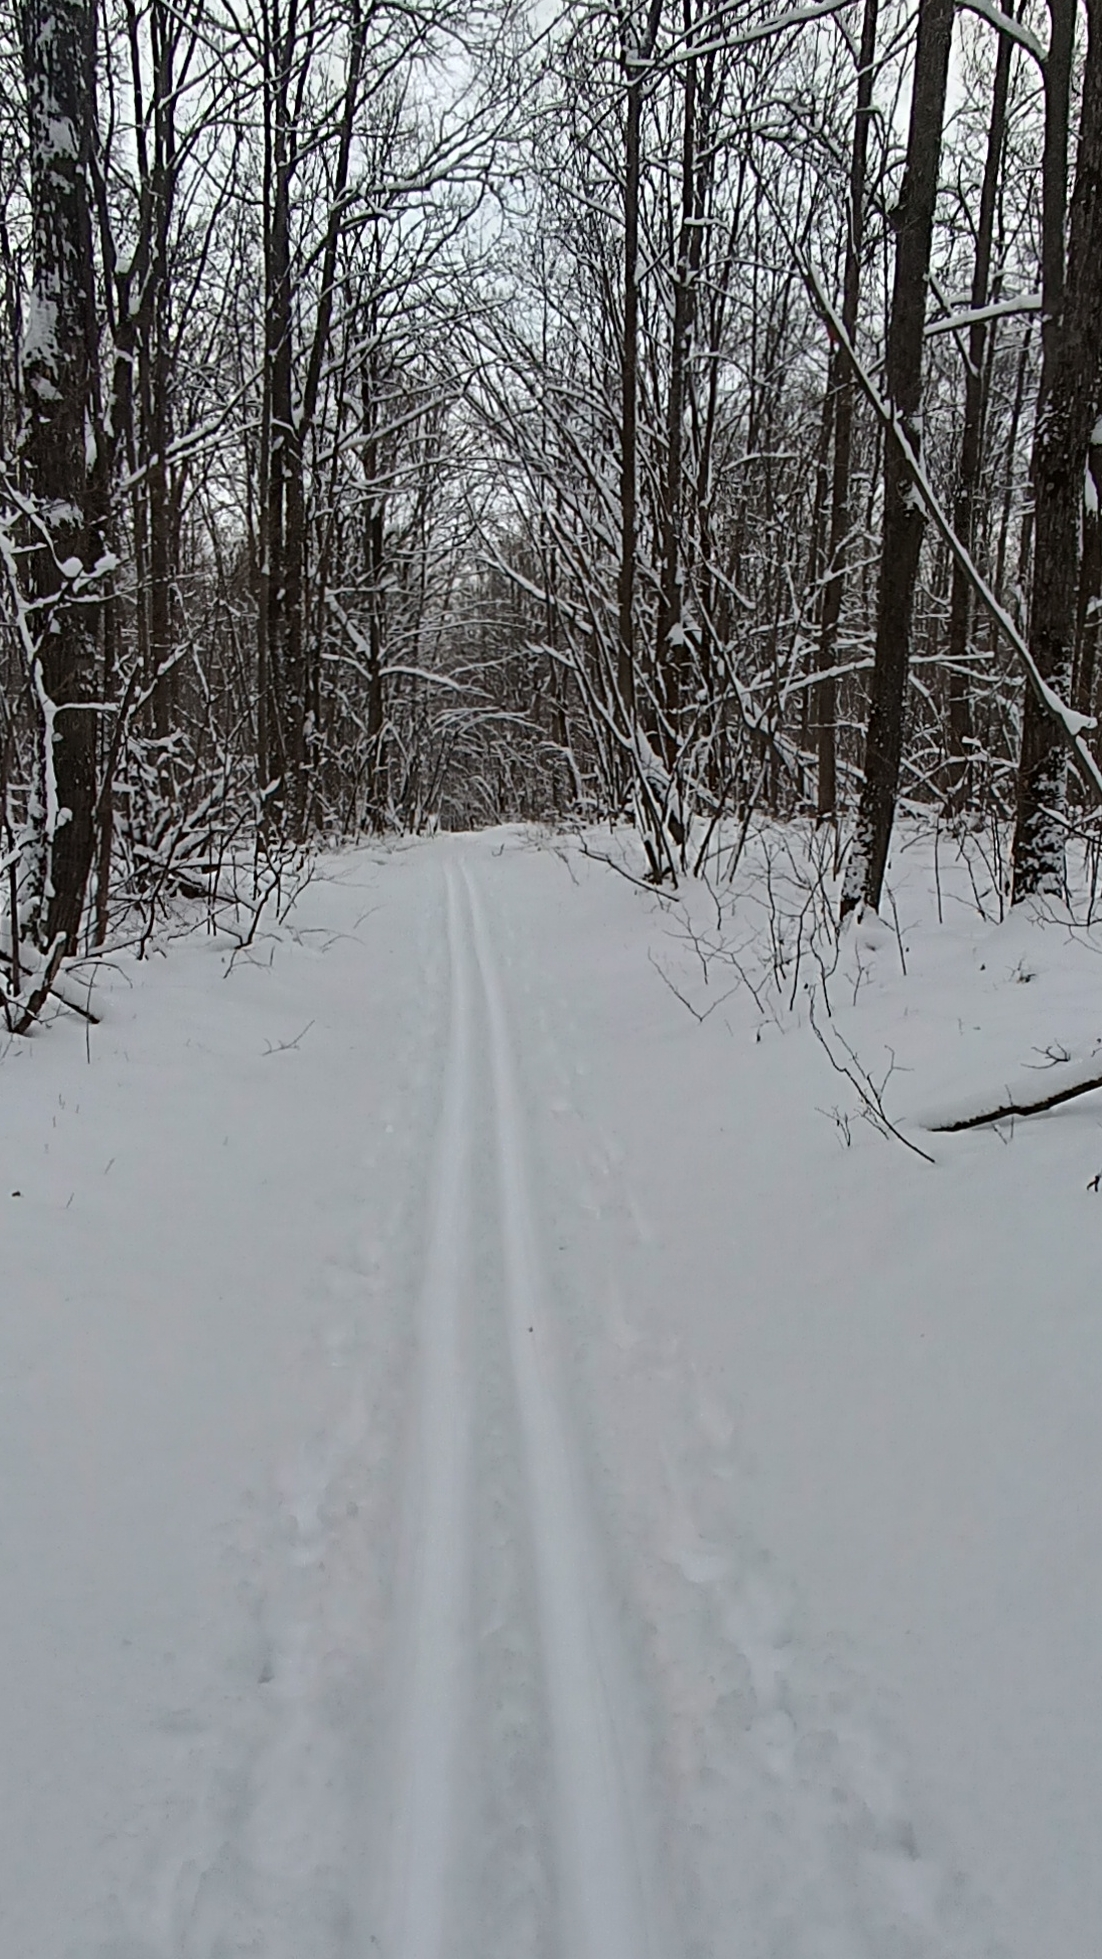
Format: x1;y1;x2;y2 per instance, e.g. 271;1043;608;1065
386;858;659;1959
0;838;670;1959
2;829;1099;1959
387;864;473;1959
462;863;659;1959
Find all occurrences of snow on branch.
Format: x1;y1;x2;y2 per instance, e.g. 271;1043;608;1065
645;0;854;73
924;293;1042;337
957;0;1047;69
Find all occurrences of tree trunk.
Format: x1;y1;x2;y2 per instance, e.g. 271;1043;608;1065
1074;429;1102;727
20;0;101;954
816;0;878;819
146;0;177;750
263;24;293;822
993;326;1032;616
618;48;643;728
1012;0;1102;898
618;0;662;738
840;0;954;918
362;351;387;829
260;0;363;838
944;5;1013;812
657;14;710;748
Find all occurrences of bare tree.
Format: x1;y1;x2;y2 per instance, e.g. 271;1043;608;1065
841;0;955;919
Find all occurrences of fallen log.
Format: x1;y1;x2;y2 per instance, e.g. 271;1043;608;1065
927;1057;1102;1131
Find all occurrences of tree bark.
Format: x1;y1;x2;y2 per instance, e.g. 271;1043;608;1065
618;0;662;735
20;0;101;953
1074;429;1102;725
816;0;878;819
362;346;387;828
262;0;294;823
944;4;1013;811
657;9;711;745
840;0;954;918
1012;0;1102;898
260;0;363;838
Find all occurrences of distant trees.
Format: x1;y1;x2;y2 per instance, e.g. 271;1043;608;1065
486;0;1102;905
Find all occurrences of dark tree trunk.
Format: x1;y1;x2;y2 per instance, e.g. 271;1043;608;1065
362;350;387;829
262;14;294;822
260;0;363;838
1074;433;1102;727
993;323;1032;606
144;0;178;750
657;13;711;747
816;0;878;819
841;0;954;918
944;5;1013;811
618;51;643;726
1012;0;1102;898
20;0;101;954
618;0;662;736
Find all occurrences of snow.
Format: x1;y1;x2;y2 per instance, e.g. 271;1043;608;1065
956;0;1046;67
45;115;78;159
924;295;1041;339
1;825;1100;1959
22;291;60;375
1035;676;1095;738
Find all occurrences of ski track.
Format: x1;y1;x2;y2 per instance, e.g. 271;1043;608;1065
92;839;1007;1959
388;864;473;1959
386;858;657;1959
461;863;659;1959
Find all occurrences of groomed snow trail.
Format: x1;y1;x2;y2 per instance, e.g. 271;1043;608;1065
386;859;659;1959
462;864;658;1959
7;829;1066;1959
388;866;474;1959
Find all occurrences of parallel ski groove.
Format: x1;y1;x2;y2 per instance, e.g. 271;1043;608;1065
462;863;657;1959
388;863;473;1959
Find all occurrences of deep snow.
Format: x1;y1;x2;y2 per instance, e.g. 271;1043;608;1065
1;825;1099;1959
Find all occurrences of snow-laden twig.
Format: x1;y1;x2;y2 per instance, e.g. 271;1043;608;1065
957;0;1047;68
925;293;1042;337
645;0;856;71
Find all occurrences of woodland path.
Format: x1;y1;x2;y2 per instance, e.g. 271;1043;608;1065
4;831;1094;1959
386;859;658;1959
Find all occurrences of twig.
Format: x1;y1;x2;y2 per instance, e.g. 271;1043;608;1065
808;990;935;1163
262;1020;315;1056
647;947;741;1022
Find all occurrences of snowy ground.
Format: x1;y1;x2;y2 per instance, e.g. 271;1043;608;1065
1;825;1100;1959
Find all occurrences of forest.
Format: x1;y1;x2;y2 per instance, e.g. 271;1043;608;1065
1;0;1101;1017
4;5;1102;1948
